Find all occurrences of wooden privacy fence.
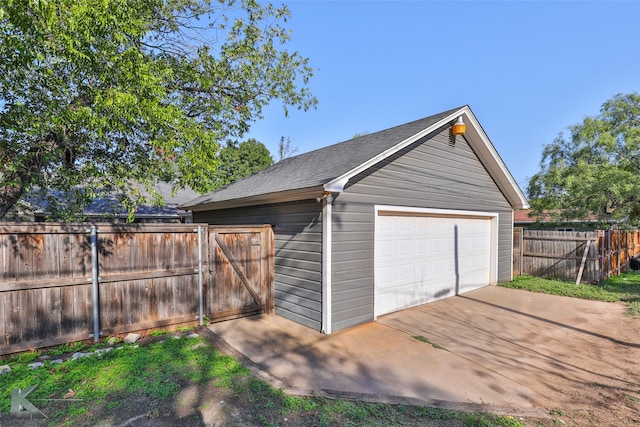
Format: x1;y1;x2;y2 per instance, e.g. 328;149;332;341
0;223;274;355
513;228;640;284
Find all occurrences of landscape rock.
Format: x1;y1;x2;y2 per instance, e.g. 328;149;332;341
28;362;45;369
94;347;113;356
124;333;141;343
0;365;11;375
72;352;92;360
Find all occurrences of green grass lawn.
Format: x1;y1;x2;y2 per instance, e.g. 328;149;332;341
0;332;528;427
500;271;640;316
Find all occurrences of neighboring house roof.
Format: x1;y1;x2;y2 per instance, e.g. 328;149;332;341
83;181;199;220
6;182;199;222
514;209;611;224
514;209;554;224
182;106;529;211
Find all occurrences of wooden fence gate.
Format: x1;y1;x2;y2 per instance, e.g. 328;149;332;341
207;226;274;322
0;223;274;355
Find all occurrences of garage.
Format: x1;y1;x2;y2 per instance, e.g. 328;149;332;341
184;105;528;333
374;207;498;316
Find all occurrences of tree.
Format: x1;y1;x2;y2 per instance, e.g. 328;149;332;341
352;131;369;138
0;0;316;221
528;93;640;225
214;138;272;188
277;136;298;161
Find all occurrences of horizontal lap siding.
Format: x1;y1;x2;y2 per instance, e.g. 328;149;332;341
331;128;513;332
194;200;323;330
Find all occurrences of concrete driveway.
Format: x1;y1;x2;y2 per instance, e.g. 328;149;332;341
205;286;640;417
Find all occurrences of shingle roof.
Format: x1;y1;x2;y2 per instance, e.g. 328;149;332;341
182;107;462;209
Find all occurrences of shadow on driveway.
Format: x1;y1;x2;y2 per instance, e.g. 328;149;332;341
379;287;640;413
204;286;640;418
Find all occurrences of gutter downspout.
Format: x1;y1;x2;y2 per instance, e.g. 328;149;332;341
321;194;333;334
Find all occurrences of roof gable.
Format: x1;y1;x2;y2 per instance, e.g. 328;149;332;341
183;106;528;211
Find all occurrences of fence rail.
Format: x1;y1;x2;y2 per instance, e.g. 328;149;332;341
0;223;273;355
513;228;640;284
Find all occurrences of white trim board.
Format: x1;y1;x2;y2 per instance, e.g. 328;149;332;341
321;195;333;334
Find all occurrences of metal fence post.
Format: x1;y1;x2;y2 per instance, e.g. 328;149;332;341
197;226;204;326
90;225;100;342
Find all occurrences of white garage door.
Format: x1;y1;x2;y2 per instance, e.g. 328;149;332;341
374;208;496;316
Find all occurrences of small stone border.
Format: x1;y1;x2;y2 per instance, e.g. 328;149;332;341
0;332;200;375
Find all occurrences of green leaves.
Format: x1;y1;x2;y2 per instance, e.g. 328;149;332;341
528;93;640;225
0;0;316;221
212;138;273;190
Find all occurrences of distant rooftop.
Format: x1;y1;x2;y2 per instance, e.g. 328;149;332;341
4;182;199;223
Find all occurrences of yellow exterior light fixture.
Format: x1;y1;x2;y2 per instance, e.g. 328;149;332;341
452;116;466;136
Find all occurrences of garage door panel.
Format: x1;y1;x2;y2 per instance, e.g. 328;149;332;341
377;281;454;314
395;241;415;257
376;243;395;260
415;238;430;255
375;211;494;316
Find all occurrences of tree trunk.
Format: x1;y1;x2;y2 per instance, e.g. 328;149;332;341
0;134;59;219
0;177;29;219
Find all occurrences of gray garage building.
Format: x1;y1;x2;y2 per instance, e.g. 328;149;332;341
181;106;529;334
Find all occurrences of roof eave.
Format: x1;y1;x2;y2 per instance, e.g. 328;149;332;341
184;186;325;212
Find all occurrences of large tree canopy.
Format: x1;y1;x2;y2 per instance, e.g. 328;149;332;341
213;138;272;188
528;93;640;225
0;0;316;220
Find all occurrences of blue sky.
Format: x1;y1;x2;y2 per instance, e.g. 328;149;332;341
246;1;640;194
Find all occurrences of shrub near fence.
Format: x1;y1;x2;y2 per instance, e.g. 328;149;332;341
0;223;274;355
513;228;640;284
